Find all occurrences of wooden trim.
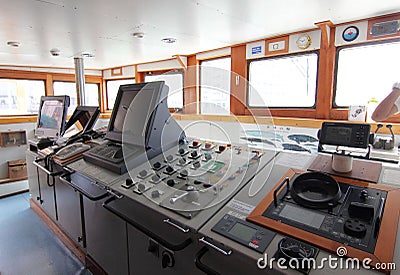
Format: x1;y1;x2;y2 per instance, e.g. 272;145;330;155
30;199;87;265
183;55;198;114
0;176;28;184
247;169;400;273
315;21;336;119
265;36;289;56
367;14;400;41
175;55;187;70
46;74;54;96
111;67;123;76
0;116;38;124
230;45;247;115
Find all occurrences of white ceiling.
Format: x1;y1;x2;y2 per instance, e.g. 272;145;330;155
0;0;399;69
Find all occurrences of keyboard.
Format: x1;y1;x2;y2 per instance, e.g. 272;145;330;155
85;142;123;163
56;143;91;160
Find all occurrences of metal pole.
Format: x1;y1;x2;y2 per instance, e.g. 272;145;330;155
74;57;85;105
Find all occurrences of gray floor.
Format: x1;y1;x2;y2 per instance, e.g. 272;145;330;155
0;192;91;275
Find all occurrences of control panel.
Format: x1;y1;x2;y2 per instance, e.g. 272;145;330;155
211;214;275;253
112;138;268;219
318;122;370;148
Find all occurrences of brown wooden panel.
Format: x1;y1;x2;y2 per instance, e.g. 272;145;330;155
367;14;400;41
183;55;198;114
230;45;247;115
308;154;382;183
247;169;400;273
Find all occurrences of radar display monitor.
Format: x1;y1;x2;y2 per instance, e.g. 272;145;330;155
63;106;100;139
105;81;167;146
35;96;70;139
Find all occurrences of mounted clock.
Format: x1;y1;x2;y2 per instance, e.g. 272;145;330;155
296;34;312;49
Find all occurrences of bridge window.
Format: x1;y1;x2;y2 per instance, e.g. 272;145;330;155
200;57;231;115
106;79;135;110
53;82;100;114
0;79;45;116
145;71;184;109
335;41;400;108
248;52;318;108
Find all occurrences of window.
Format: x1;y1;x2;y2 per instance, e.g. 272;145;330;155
53;81;99;114
335;41;400;107
200;57;231;115
248;53;318;108
106;79;135;110
145;71;183;109
0;79;45;115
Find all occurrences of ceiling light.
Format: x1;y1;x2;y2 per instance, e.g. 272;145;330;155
50;48;60;56
81;52;95;58
161;37;176;44
132;32;144;38
7;41;20;47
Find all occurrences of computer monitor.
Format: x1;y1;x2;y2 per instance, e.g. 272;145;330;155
63;106;100;139
105;81;167;146
35;96;70;139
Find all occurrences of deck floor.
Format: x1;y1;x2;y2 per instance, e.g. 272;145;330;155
0;192;91;275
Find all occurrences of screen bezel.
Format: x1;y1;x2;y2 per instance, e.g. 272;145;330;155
35;95;70;138
105;81;165;144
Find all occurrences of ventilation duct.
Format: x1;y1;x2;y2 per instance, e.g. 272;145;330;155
74;57;85;105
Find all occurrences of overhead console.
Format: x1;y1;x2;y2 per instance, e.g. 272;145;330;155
83;81;185;174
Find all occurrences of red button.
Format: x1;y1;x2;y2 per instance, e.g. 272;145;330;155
251;240;259;245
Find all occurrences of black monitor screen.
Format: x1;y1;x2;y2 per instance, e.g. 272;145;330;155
105;81;166;144
36;96;70;138
63;106;100;138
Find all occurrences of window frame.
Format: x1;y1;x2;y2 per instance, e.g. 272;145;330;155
199;56;232;115
53;80;101;109
246;51;320;110
105;78;136;110
0;78;46;116
144;69;184;111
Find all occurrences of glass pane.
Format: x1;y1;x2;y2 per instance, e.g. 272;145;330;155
200;57;231;115
145;73;183;108
84;83;99;106
106;79;135;110
335;42;400;107
53;82;78;115
248;53;318;107
0;79;45;115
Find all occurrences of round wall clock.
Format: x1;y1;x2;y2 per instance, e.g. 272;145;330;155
296;34;312;49
342;26;359;42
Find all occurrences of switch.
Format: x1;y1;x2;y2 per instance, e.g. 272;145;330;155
137;183;146;192
178;148;185;155
190;151;198;158
218;145;226;153
151;190;160;198
192;141;199;147
167;179;176;187
204;153;212;161
166;155;174;162
126;178;134;186
139;170;148;177
192;161;201;169
178;158;186;165
153;162;162;169
165;165;174;174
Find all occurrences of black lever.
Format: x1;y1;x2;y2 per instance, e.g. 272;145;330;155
273;177;290;207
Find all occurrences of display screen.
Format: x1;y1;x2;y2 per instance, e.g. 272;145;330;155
229;222;257;241
38;100;64;130
325;126;351;144
279;204;325;229
63;106;99;138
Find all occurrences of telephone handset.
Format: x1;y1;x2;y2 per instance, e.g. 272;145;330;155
55;142;91;160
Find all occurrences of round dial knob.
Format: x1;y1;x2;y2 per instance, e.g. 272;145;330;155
166;155;174;162
190;151;198;157
204;153;212;161
166;179;176;187
205;143;212;149
153;162;161;169
179;158;186;165
360;189;368;199
192;141;199;147
179;169;188;177
192;161;201;169
137;183;146;192
178;148;185;155
151;174;160;182
218;145;226;152
139;170;147;177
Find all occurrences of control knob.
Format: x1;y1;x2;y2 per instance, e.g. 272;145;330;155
218;145;226;153
166;155;174;162
192;141;199;147
190;151;198;158
125;178;134;187
153;162;162;169
204;153;212;161
138;170;147;177
137;183;146;192
205;143;212;149
165;166;174;173
178;148;185;155
161;250;175;268
178;158;186;165
179;169;188;178
360;190;368;200
167;179;176;187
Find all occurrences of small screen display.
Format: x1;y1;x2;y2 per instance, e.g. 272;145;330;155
229;222;257;242
324;126;352;145
279;204;325;229
38;100;64;130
